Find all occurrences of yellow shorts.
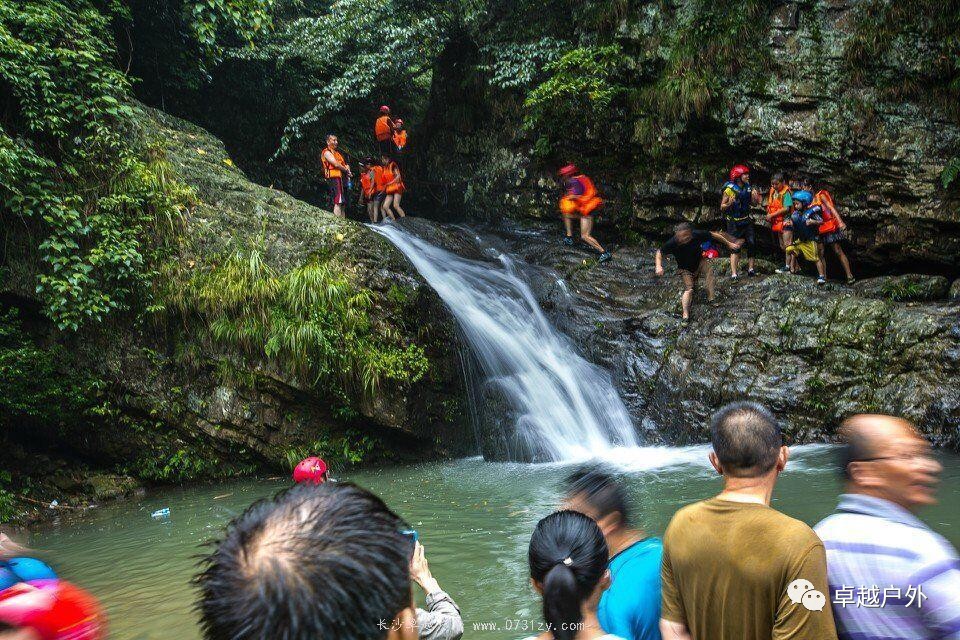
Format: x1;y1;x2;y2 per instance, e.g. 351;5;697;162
786;240;819;262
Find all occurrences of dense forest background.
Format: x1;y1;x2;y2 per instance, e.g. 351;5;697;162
2;0;959;519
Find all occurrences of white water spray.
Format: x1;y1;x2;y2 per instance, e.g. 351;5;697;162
373;223;640;461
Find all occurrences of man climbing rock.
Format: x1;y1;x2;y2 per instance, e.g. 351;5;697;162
321;134;351;218
558;164;611;263
720;164;762;279
655;222;743;323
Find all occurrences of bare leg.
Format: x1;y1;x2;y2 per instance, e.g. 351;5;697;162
702;260;716;301
833;243;853;279
382;195;396;221
562;214;574;238
392;193;406;218
730;252;740;277
579;216;605;253
816;243;827;278
681;271;695;320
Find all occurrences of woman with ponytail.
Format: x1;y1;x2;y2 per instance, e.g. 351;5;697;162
523;510;624;640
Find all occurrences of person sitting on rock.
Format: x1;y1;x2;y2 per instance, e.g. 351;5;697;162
765;172;794;274
558;164;611;264
720;164;762;279
784;190;827;284
654;222;743;323
797;177;854;284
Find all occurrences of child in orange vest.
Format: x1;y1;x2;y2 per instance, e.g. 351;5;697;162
558;164;610;263
766;172;794;274
373;158;392;222
393;119;407;154
382;155;406;219
799;177;854;283
359;159;379;223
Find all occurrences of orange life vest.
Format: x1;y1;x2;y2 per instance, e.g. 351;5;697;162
360;170;374;198
767;186;791;232
375;116;393;142
560;174;602;217
385;161;405;195
321;147;345;179
393;129;407;151
814;190;840;234
373;165;389;192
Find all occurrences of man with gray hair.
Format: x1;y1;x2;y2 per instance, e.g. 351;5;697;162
815;414;960;640
660;401;837;640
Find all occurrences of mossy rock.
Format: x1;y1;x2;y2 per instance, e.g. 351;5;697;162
854;274;950;302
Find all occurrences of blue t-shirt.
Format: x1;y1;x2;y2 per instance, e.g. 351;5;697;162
598;537;663;640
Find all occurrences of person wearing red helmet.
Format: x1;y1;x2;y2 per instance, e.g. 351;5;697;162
392;119;407;154
375;106;396;157
720;164;762;279
293;456;329;485
558;164;611;264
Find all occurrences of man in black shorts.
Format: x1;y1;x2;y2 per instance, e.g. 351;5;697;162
655;223;743;322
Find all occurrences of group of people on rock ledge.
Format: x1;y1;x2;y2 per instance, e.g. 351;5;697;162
184;405;958;640
321;105;409;223
559;163;857;323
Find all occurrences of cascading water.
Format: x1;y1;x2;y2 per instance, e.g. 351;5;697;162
373;222;640;462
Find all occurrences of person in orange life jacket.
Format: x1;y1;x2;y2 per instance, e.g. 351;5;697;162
375;105;396;157
381;154;406;220
798;176;854;284
766;172;795;274
373;157;393;222
720;164;763;279
393;119;408;154
321;134;352;218
558;164;611;264
358;158;379;223
785;190;828;285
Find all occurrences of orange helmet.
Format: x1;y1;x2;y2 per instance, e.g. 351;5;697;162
558;164;578;177
729;164;750;181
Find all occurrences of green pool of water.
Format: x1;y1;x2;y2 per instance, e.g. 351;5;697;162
26;445;960;639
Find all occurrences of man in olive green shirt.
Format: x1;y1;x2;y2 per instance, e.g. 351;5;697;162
659;402;838;640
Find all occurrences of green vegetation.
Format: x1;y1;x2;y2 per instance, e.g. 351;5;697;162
283;429;381;470
171;247;429;397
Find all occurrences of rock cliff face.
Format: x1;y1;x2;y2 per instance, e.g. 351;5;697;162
433;223;960;453
0;107;472;513
419;0;960;275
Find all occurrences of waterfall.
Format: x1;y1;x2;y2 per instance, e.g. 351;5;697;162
372;223;640;462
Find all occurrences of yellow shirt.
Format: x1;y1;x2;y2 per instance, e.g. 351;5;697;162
661;498;838;640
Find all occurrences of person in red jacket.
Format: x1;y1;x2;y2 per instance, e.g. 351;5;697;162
558;164;611;263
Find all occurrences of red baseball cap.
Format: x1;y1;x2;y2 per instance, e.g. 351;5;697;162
292;457;328;484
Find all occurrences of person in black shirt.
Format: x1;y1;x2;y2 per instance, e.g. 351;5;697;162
655;222;743;322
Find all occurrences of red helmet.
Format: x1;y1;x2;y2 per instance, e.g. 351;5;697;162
558;164;578;177
729;164;750;181
293;456;328;485
379;105;390;114
0;580;106;640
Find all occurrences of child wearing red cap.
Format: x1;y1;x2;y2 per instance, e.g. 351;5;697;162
292;456;329;485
